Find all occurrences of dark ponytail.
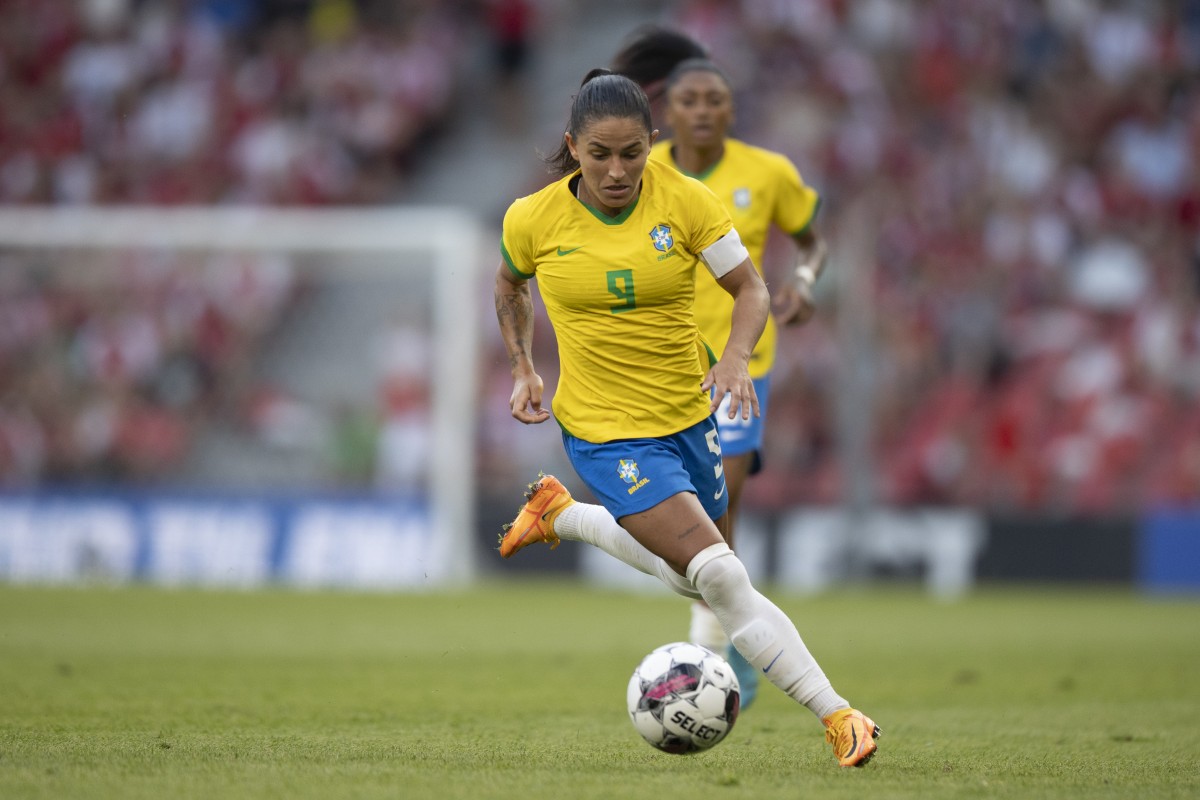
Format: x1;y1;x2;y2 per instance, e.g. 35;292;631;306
611;25;708;88
544;68;653;176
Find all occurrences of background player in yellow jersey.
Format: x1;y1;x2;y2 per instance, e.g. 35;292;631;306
495;68;877;767
612;29;829;709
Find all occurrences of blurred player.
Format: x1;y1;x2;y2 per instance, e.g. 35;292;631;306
608;25;707;124
612;29;829;709
494;68;878;767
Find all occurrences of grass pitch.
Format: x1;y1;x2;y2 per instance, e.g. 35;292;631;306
0;580;1197;799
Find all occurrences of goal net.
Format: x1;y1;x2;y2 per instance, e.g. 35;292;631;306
0;206;485;589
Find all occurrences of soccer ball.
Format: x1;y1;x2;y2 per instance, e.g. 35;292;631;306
626;641;741;754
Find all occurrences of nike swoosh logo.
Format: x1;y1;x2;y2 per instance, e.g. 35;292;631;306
847;726;859;755
713;482;726;500
762;649;783;674
556;246;582;256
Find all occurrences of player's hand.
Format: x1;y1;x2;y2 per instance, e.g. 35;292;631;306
510;371;551;424
701;360;759;421
773;281;817;326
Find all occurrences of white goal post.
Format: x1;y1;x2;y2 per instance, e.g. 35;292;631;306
0;205;485;585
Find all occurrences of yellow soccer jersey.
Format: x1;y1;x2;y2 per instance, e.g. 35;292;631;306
501;159;733;443
651;138;820;378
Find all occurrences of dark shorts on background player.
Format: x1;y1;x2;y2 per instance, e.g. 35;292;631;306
714;374;770;462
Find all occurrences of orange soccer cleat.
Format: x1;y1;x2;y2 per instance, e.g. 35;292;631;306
822;708;881;767
498;474;574;558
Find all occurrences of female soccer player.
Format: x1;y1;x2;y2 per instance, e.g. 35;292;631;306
494;68;878;768
611;30;830;709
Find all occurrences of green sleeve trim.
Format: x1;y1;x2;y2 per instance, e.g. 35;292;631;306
789;195;822;237
703;340;718;369
500;239;535;280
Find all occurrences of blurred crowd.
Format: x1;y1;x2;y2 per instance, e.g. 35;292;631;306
0;251;300;483
0;0;465;205
4;0;1199;515
0;0;469;485
658;0;1200;513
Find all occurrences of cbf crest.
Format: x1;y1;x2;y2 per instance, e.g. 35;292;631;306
618;459;640;484
649;224;673;252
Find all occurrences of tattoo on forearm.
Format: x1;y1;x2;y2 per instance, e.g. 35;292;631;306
495;286;534;368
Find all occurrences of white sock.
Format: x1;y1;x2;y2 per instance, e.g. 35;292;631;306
689;602;729;652
555;502;702;600
686;542;850;721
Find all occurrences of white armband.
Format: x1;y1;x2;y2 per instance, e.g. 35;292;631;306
699;228;750;279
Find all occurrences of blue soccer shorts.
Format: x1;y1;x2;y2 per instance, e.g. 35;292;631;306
562;415;729;521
